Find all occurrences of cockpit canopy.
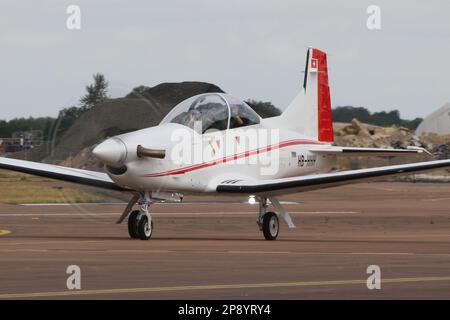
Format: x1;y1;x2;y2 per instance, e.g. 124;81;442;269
160;93;261;134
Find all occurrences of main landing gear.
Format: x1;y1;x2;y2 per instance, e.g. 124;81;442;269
116;192;154;240
256;197;296;240
116;192;295;241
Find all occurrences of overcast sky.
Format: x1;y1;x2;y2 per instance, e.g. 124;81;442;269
1;0;449;120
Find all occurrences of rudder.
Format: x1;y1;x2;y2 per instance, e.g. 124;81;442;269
277;47;334;142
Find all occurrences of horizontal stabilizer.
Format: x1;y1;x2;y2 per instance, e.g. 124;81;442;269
310;146;430;157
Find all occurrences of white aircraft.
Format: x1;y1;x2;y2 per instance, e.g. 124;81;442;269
1;47;449;241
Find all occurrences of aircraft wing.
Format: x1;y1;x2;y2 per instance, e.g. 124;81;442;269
216;159;450;196
309;146;430;157
0;157;126;191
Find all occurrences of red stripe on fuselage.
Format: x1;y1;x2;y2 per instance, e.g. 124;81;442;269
142;139;325;178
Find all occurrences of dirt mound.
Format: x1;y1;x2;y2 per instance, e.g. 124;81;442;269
334;121;423;149
334;119;450;153
126;82;223;106
334;119;450;174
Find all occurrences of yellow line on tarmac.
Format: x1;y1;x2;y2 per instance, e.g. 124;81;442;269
228;250;291;255
0;249;48;253
1;276;450;299
107;249;171;254
2;240;106;246
0;230;11;236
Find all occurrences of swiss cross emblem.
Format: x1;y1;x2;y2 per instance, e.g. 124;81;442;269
311;59;318;69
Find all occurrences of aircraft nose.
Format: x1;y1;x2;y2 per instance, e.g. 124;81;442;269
92;137;127;166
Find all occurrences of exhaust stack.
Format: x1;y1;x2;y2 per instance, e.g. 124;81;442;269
137;145;166;159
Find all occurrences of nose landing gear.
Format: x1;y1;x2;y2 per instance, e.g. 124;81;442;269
125;192;154;240
127;210;140;239
136;215;153;240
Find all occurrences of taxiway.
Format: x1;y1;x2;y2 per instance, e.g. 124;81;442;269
0;182;449;299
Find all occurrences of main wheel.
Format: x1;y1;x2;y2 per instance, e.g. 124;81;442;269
137;215;153;240
262;212;279;240
128;210;140;239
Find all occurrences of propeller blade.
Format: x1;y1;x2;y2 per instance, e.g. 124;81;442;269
116;193;140;224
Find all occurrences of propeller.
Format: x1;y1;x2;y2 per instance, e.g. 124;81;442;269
116;193;140;224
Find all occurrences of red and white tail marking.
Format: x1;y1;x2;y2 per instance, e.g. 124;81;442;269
273;47;334;143
312;48;333;142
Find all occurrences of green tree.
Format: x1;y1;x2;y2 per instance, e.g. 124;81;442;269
79;73;109;109
371;110;401;126
0;117;55;138
54;106;85;137
245;100;281;118
332;106;422;130
401;117;423;130
332;106;371;123
132;85;150;95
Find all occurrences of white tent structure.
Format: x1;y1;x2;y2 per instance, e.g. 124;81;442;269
416;103;450;135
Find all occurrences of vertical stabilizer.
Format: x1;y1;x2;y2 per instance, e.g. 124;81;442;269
277;48;333;142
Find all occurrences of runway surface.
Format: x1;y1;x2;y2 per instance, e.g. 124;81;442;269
0;182;449;299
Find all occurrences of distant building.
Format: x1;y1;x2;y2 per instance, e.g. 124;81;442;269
416;103;450;135
0;137;34;153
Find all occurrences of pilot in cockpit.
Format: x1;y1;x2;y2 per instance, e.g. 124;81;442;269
230;104;246;127
183;108;202;128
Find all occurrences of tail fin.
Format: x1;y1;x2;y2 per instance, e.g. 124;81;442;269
279;47;334;142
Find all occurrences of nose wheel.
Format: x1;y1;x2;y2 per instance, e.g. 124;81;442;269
127;210;140;238
137;215;153;240
128;210;154;240
126;192;154;240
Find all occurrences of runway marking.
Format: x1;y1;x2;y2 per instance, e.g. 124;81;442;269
0;230;11;236
1;276;450;299
18;203;127;206
421;197;450;202
227;250;417;256
0;211;359;217
107;249;171;254
226;251;450;258
18;201;301;206
353;185;399;192
1;240;108;246
350;252;416;256
0;249;48;252
227;250;292;255
0;246;449;258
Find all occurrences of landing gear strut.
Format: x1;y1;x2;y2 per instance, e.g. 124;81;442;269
126;192;154;240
